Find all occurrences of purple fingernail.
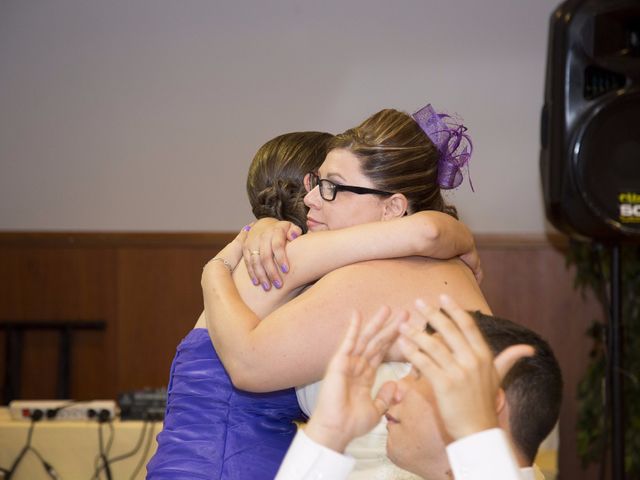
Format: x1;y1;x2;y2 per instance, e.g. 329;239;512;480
252;278;259;286
262;282;270;291
280;264;289;273
243;225;251;231
273;280;282;289
290;232;298;239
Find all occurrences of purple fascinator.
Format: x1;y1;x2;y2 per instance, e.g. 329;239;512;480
412;104;474;191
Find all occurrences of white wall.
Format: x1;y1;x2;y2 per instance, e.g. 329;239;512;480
0;0;560;233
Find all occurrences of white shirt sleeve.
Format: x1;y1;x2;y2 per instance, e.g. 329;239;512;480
275;429;356;480
446;428;525;480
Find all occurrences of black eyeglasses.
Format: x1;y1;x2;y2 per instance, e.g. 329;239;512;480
304;172;394;202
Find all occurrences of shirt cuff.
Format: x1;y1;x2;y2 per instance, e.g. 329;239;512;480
446;428;524;480
275;429;356;480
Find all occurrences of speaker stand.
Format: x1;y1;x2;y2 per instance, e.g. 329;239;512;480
609;244;624;480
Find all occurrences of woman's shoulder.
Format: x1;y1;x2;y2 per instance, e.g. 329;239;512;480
324;256;459;276
305;258;433;296
316;257;487;305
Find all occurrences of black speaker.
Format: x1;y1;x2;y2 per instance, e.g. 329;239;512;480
540;0;640;241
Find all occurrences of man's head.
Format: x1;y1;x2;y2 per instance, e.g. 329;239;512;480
473;312;563;465
384;313;563;479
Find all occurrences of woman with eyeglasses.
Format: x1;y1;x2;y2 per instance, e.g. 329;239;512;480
146;129;478;480
201;105;491;479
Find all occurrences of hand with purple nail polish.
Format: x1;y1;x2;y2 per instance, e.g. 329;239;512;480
241;218;300;292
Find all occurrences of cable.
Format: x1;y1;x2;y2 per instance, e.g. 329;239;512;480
6;411;39;479
90;417;103;480
93;419;115;479
107;421;149;465
90;411;114;480
4;409;60;479
105;421;115;459
91;419;151;479
128;420;156;480
92;451;102;480
29;448;61;479
98;412;113;480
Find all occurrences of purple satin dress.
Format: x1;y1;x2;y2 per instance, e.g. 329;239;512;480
146;328;305;479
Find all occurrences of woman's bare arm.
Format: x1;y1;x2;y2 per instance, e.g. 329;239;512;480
203;211;477;323
203;263;380;392
240;210;479;295
203;213;480;391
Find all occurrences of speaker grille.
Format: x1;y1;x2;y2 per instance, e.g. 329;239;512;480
584;66;626;100
574;94;640;234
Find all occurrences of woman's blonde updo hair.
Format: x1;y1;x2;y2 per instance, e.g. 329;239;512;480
330;109;457;218
247;131;333;232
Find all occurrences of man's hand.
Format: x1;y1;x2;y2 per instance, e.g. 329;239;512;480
398;295;533;441
304;306;407;452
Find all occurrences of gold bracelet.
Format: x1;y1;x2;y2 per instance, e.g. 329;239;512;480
208;257;233;273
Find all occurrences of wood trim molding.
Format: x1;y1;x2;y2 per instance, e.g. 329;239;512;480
0;231;571;249
0;231;236;248
475;233;569;249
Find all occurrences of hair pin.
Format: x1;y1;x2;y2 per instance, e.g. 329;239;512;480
412;104;474;191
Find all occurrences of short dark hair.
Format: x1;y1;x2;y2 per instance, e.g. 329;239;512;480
471;312;563;464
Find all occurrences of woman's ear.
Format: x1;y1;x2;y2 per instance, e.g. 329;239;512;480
382;193;408;220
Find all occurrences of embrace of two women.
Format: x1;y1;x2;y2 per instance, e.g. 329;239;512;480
146;103;487;480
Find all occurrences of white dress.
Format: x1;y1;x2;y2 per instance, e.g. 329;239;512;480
295;362;423;480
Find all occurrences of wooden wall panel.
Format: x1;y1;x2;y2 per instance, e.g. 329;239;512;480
477;238;602;480
0;245;118;400
17;330;59;399
0;246;116;318
0;232;608;480
114;247;218;391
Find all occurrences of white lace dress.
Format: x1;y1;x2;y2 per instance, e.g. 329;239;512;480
296;362;423;480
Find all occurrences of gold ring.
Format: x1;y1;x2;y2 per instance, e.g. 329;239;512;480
250;250;260;256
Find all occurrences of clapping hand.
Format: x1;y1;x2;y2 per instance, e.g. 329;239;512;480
304;306;408;452
397;295;534;441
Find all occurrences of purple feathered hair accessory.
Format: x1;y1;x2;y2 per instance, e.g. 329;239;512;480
412;104;474;191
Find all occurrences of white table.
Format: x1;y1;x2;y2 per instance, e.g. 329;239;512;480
0;407;162;479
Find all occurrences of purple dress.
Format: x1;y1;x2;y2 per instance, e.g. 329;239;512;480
146;328;306;479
